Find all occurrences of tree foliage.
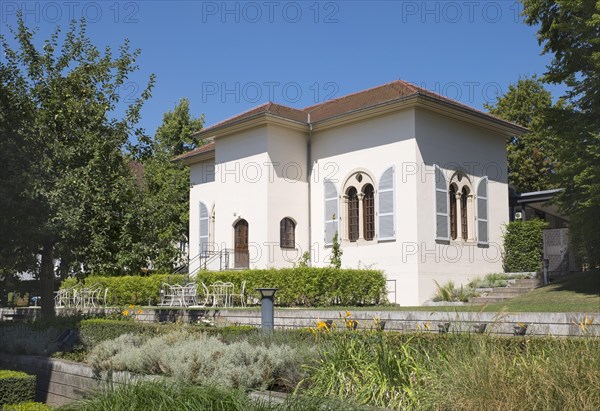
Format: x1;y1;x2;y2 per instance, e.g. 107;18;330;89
134;98;204;271
0;14;155;317
522;0;600;267
485;77;558;192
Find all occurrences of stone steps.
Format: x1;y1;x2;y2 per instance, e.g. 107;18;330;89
470;276;542;304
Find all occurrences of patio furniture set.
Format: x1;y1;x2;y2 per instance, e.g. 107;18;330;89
159;281;246;308
54;283;109;308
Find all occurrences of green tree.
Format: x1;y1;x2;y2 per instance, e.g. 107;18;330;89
330;231;343;269
0;14;154;317
485;77;558;192
522;0;600;267
135;99;204;271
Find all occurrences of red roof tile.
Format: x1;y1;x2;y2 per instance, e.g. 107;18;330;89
172;142;215;162
195;80;523;136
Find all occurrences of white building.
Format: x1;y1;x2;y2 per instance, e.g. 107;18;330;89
174;80;526;305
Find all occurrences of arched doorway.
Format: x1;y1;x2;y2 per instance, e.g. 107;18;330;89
234;219;249;269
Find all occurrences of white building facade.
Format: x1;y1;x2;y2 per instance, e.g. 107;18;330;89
175;81;525;305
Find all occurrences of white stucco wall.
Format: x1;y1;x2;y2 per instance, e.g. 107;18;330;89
310;109;421;305
414;108;509;303
187;106;509;306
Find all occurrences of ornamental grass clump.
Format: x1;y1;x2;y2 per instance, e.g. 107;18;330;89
298;332;425;410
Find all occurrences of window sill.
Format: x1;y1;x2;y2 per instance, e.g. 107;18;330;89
342;239;377;247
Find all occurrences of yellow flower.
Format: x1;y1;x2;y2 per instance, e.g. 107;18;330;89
317;320;327;330
137;309;143;315
129;304;135;309
122;309;129;316
345;311;352;318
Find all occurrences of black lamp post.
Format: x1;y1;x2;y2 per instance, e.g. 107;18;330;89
256;288;278;332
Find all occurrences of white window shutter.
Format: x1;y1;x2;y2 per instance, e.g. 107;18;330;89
199;202;209;254
434;165;450;241
324;180;339;245
378;166;395;241
476;177;489;245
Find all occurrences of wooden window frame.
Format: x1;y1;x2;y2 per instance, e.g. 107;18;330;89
280;217;296;249
347;187;359;242
362;184;375;241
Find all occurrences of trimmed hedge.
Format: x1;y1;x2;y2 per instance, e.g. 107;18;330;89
61;268;386;307
503;220;548;272
77;319;257;349
195;268;386;306
0;371;35;406
61;274;186;306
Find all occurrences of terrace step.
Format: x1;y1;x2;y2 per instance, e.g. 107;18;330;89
469;276;543;304
491;287;533;295
510;278;542;287
470;296;513;304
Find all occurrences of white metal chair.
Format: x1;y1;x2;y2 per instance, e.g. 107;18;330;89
182;283;198;307
231;280;247;307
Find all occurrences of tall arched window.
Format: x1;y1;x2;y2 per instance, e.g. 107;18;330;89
449;184;458;240
347;187;359;242
362;184;375;241
461;187;469;240
280;217;296;248
446;170;474;242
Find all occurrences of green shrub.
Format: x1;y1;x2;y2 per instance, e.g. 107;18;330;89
78;319;166;349
0;371;36;406
61;268;386;307
61;274;186;306
195;268;386;307
503;219;548;272
2;402;51;411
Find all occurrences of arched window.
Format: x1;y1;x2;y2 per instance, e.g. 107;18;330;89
347;187;359;242
446;170;474;242
461;186;469;240
449;184;458;240
280;217;296;248
362;184;375;241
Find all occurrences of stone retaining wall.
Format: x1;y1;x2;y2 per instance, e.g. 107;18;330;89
136;308;599;337
0;353;141;407
2;307;598;337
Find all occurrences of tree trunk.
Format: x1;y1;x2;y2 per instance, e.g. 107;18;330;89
40;242;56;319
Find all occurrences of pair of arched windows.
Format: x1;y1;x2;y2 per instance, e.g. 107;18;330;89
345;184;375;242
324;166;395;245
434;165;489;245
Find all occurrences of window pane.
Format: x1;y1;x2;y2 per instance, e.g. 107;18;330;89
347;188;359;242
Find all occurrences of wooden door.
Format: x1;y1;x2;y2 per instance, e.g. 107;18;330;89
234;219;249;268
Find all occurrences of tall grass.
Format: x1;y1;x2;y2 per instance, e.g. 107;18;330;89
298;332;426;410
297;331;600;410
56;381;368;411
422;335;600;410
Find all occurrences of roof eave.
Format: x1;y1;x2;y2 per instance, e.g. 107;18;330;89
193;113;309;140
415;94;529;136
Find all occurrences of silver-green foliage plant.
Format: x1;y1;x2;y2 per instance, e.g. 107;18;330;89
87;331;313;390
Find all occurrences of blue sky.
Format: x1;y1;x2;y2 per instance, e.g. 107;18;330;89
1;1;564;137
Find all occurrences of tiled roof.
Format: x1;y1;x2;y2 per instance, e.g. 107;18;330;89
172;141;215;162
195;80;522;136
